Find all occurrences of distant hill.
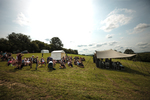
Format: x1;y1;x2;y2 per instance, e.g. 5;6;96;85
135;52;150;54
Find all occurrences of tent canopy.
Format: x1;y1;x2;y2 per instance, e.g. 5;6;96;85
96;49;136;59
51;50;65;60
41;49;49;53
51;50;65;53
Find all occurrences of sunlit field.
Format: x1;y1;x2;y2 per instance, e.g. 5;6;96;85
0;53;150;100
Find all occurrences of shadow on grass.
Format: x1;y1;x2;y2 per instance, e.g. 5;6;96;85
9;69;18;72
97;66;150;76
124;66;150;76
30;69;41;72
48;69;53;72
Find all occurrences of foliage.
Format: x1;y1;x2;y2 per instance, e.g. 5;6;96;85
0;38;10;52
124;49;135;60
7;32;31;52
136;53;150;62
50;37;63;50
124;49;135;54
0;32;78;54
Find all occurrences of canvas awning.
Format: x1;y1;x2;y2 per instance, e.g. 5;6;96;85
96;49;136;59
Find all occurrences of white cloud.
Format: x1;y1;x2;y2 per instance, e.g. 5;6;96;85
45;38;50;42
14;12;30;26
115;45;124;50
120;37;124;39
124;46;134;50
106;34;113;38
100;8;135;32
134;23;150;30
83;49;88;51
136;42;148;46
77;45;87;47
96;42;107;47
136;42;150;51
108;8;135;16
89;43;95;46
108;41;118;46
129;23;150;34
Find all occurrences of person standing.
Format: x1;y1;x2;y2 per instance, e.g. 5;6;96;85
30;55;34;69
16;53;24;69
42;53;43;57
35;56;39;70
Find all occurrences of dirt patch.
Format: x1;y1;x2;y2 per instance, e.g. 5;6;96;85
0;79;28;89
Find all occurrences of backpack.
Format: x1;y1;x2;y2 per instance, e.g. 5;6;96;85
34;58;37;63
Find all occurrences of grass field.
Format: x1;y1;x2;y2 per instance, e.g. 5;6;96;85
0;53;150;100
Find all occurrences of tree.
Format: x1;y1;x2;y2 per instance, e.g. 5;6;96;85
124;49;135;54
32;40;46;52
0;38;10;52
50;37;63;50
7;32;31;52
29;41;40;53
124;49;135;60
118;51;122;53
74;50;78;54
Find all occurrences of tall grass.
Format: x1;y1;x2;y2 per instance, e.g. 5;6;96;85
0;53;150;100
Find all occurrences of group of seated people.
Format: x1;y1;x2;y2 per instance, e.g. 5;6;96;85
23;58;31;66
58;56;84;68
74;56;85;61
47;56;84;69
59;56;73;68
7;57;18;66
0;51;12;61
1;51;85;70
74;59;84;68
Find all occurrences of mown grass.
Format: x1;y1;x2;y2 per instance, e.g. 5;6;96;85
0;53;150;100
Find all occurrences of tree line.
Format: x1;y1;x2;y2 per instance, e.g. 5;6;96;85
0;32;78;54
123;49;150;62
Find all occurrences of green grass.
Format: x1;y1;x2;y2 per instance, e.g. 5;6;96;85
0;53;150;100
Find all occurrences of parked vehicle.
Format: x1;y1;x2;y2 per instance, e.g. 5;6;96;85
21;50;28;54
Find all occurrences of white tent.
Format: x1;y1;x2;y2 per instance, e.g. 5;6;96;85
96;49;136;59
51;50;65;60
41;49;49;53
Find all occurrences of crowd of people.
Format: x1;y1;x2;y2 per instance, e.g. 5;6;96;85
0;51;85;70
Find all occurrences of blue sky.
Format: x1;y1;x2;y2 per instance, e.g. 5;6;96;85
0;0;150;54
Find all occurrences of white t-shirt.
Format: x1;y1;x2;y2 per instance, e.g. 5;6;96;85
68;62;70;65
42;59;44;62
49;61;53;63
27;60;30;63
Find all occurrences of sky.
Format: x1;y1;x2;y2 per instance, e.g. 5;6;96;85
0;0;150;54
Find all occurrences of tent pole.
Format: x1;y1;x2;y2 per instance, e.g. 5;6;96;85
110;58;112;69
